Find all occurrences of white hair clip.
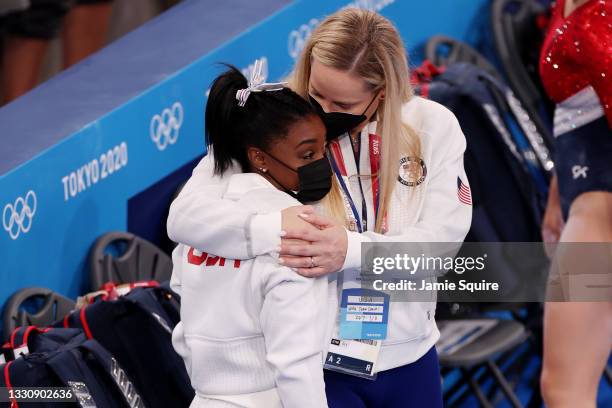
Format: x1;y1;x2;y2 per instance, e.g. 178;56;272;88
236;59;287;107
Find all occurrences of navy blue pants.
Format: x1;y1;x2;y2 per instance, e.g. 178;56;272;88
324;346;443;408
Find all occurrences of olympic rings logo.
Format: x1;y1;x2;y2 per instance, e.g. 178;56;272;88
343;0;396;12
150;102;183;151
288;18;319;60
3;190;37;240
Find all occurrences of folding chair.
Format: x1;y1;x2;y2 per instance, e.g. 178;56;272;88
491;0;554;148
2;287;75;342
438;318;529;408
425;35;502;81
89;231;172;291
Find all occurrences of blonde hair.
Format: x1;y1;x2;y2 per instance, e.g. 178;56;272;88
289;8;421;233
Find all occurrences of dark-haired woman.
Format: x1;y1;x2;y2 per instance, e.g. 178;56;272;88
170;64;331;408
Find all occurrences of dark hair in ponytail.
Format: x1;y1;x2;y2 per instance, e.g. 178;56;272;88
205;65;317;174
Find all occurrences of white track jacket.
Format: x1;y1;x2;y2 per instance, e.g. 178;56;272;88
171;174;329;408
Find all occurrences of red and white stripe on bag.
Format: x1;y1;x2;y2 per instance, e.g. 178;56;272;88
8;326;52;359
457;177;472;205
1;342;11;364
75;280;160;309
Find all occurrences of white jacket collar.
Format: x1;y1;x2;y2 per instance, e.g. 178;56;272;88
224;172;278;199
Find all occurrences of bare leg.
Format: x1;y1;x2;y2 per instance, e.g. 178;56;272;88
61;2;113;68
2;35;50;103
541;192;612;408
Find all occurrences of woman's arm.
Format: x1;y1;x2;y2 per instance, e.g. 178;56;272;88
281;114;472;276
167;152;285;259
169;245;190;368
169;245;184;296
260;265;329;408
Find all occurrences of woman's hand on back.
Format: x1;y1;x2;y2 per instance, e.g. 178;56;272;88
280;206;348;277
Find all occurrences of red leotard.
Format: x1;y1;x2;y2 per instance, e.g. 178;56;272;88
539;0;612;129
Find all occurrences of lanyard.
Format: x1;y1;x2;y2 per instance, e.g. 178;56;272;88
329;151;364;232
369;134;382;222
353;134;369;232
328;129;383;233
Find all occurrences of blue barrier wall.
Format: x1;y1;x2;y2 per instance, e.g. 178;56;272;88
0;0;490;311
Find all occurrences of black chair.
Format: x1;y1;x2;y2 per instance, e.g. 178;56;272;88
89;231;173;291
491;0;555;148
438;318;530;408
2;287;75;342
425;35;502;81
424;37;554;186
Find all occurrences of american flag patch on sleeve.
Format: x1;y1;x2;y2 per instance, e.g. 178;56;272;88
457;177;472;205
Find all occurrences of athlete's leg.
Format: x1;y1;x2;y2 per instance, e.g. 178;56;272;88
62;1;113;68
541;192;612;408
2;35;49;103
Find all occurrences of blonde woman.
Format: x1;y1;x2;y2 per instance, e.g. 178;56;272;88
168;8;472;407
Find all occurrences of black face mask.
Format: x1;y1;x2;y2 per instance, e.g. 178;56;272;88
309;94;378;140
263;153;332;203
